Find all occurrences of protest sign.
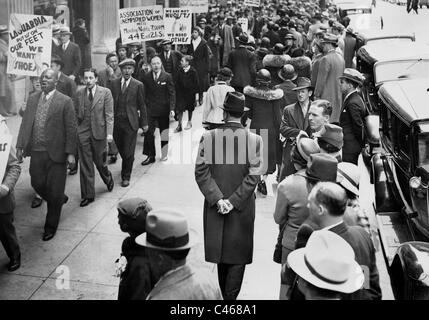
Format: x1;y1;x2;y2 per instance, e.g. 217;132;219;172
6;14;53;77
179;0;209;14
164;8;192;44
118;5;164;44
0;119;12;183
244;0;261;7
238;18;248;34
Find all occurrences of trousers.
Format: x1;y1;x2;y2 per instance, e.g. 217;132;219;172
113;118;137;181
0;212;20;259
217;263;246;300
143;115;170;158
30;151;67;234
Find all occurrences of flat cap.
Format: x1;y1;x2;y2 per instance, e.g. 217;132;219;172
119;58;136;68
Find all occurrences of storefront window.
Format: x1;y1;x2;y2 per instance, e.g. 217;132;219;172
33;0;71;26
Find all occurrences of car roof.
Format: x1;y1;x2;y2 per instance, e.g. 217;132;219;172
358;42;429;64
378;79;429;125
356;28;415;42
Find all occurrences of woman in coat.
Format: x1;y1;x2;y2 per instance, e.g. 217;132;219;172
187;27;211;105
244;69;284;196
175;55;200;132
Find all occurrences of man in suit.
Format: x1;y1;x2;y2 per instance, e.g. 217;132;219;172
59;26;81;82
279;77;314;182
314;33;345;123
339;69;368;165
51;24;62;58
159;39;183;84
0;116;21;271
226;33;257;93
195;92;264;300
16;69;77;241
109;59;148;187
307;182;382;300
141;56;175;165
74;69;115;207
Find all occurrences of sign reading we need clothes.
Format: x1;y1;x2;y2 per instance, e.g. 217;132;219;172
119;5;165;44
164;8;192;44
7;14;53;77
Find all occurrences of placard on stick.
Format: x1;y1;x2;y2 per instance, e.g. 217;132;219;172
164;8;192;45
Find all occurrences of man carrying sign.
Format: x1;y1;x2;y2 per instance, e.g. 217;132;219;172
0;115;22;272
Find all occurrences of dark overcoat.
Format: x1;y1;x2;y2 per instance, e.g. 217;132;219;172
226;46;257;88
58;41;81;78
72;26;92;71
176;67;199;113
141;71;175;118
244;85;284;174
187;38;210;92
159;50;183;83
195;122;263;265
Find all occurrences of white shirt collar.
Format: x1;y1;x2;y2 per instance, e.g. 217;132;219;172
121;77;131;86
87;85;97;96
183;65;191;72
63;40;70;49
323;220;343;231
192;37;201;50
43;89;56;100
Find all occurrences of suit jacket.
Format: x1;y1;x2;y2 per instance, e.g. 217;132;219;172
314;50;345;123
59;41;82;77
226;46;257;88
329;222;382;300
141;71;175;118
0;145;21;214
159;50;183;83
279;101;312;181
195;122;264;264
16;90;77;163
109;77;148;130
74;85;114;140
56;72;77;99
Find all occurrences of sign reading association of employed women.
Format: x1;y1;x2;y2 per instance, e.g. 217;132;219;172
7;14;53;77
164;8;192;45
119;5;165;45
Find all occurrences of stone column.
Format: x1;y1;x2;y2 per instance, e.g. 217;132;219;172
90;0;120;70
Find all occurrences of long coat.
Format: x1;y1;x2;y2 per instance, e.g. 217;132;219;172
16;90;77;162
314;50;345;123
187;38;210;92
175;67;199;113
0;144;21;214
141;71;176;118
279;101;312;182
58;41;82;78
340;91;368;164
227;46;257;89
159;50;183;83
195;122;263;265
244;85;284;174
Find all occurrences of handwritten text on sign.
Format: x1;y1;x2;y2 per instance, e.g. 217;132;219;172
164;8;192;45
119;6;165;44
179;0;209;14
244;0;261;7
7;14;53;76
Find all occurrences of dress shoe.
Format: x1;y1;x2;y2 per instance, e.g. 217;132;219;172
257;181;267;196
141;157;155;166
31;196;43;209
174;125;182;133
7;255;21;272
42;232;55;241
121;180;130;188
161;155;168;162
185;122;192;130
109;156;117;164
107;176;114;192
80;198;94;207
63;195;69;204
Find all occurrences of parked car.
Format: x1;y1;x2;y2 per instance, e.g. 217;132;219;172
348;14;384;33
355;29;415;51
371;78;429;299
338;0;373;19
420;0;429;8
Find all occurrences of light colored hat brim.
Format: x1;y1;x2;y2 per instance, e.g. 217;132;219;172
135;229;198;251
337;174;360;197
288;248;365;294
278;70;298;82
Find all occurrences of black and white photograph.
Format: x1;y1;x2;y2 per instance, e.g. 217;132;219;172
1;0;429;305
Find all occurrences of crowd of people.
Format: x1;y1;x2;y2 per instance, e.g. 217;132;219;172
0;0;384;300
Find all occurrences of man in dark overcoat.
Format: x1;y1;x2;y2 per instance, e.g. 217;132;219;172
58;26;81;82
159;39;183;84
16;69;77;241
195;91;264;300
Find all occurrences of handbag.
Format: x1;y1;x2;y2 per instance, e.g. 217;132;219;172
273;223;287;264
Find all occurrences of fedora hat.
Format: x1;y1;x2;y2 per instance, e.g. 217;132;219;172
59;26;72;35
52;24;61;35
339;68;365;86
135;209;197;251
337;162;360;197
299;153;338;182
296;132;320;161
118;58;136;69
288;230;364;294
160;39;173;46
278;64;297;81
221;91;249;113
315;124;344;150
292;77;314;91
236;33;249;45
0;25;8;34
320;33;338;45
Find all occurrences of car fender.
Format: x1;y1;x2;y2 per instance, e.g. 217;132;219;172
372;153;399;213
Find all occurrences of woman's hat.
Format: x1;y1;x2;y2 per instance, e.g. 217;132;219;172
278;64;298;81
337;162;360;197
221;91;249;113
292;77;314;91
299;153;338;182
135;209;198;251
288;230;365;294
255;68;272;86
236;33;249;45
272;43;285;55
117;198;152;233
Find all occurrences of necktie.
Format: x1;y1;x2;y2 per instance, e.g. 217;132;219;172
63;44;66;51
89;89;94;102
154;72;159;82
121;80;126;93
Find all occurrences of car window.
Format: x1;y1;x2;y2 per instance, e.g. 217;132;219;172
375;60;429;84
418;131;429;171
366;38;413;46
